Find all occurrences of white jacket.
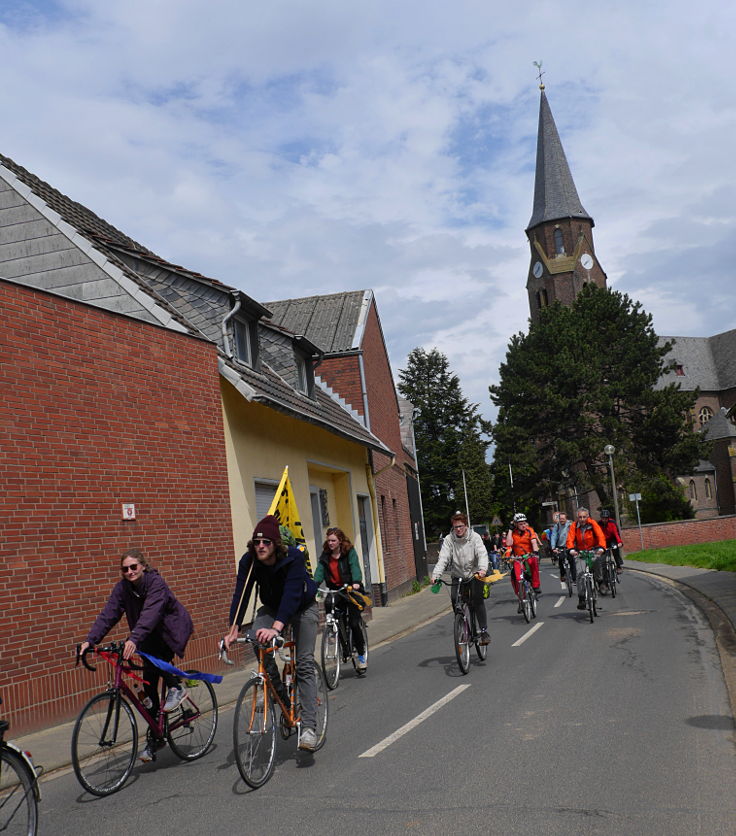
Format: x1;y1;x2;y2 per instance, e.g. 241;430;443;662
433;529;488;580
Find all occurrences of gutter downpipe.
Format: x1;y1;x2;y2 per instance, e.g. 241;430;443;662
221;291;242;357
366;449;393;606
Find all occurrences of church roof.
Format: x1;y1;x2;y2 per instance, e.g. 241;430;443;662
527;91;592;230
657;328;736;392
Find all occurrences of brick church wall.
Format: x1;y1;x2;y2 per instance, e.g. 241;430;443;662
623;514;736;551
0;280;235;733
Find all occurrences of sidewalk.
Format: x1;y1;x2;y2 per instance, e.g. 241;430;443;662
14;584;453;779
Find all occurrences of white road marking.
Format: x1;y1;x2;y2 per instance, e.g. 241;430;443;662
512;622;544;647
358;684;472;758
554;596;565;608
549;573;559;580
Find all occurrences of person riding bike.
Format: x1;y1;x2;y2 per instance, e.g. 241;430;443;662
550;511;575;584
505;512;542;596
224;514;320;752
432;512;491;645
313;527;368;671
599;510;624;574
566;507;607;609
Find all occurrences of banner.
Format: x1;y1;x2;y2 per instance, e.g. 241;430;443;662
137;651;223;684
268;465;312;574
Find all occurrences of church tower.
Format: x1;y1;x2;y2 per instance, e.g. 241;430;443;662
526;84;607;322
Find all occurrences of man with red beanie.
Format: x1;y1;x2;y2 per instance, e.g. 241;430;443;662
225;515;320;751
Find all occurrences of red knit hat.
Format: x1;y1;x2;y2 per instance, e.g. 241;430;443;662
252;514;281;543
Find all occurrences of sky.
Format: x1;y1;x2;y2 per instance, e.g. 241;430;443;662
1;1;735;427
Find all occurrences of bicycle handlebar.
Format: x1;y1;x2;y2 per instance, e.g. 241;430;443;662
75;641;144;673
217;632;286;666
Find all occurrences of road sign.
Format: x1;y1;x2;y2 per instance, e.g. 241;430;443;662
491;516;502;527
629;493;642;501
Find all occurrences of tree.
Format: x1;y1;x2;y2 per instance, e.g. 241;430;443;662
398;348;493;536
489;285;708;522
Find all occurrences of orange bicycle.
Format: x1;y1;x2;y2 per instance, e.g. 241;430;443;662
219;628;328;788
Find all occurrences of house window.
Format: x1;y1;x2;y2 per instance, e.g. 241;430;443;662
698;406;713;427
295;353;308;394
554;228;565;254
254;479;279;519
674;364;685;376
234;319;253;367
689;480;697;501
705;478;713;500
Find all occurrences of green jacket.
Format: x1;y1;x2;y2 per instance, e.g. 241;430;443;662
314;546;363;588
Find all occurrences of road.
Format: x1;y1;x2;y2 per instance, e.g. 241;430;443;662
39;567;736;835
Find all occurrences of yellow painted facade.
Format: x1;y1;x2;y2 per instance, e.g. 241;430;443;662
220;379;382;585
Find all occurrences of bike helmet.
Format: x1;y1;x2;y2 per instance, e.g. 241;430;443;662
512;512;527;524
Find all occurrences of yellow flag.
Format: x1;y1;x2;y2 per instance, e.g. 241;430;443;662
268;466;312;574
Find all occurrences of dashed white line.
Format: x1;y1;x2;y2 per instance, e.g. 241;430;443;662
358;684;472;758
554;595;565;608
512;622;544;647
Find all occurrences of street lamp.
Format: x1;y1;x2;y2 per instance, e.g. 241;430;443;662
603;444;621;532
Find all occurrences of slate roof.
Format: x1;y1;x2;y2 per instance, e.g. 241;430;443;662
0;151;390;455
265;290;369;353
704;410;736;442
657;328;736;391
527;91;592;230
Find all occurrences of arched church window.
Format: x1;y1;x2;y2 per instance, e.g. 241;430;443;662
705;478;713;500
554;228;565;254
689;480;697;501
698;406;713;426
536;289;548;309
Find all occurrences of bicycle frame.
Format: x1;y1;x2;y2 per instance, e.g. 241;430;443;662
323;590;355;660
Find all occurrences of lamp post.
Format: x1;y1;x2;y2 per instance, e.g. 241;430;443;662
603;444;621;532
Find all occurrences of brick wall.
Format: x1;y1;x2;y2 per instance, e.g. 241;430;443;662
319;355;364;417
623;514;736;551
0;280;235;733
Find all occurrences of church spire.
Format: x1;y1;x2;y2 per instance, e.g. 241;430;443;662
527;90;592;231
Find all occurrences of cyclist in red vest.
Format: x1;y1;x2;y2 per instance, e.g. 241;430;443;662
505;513;542;596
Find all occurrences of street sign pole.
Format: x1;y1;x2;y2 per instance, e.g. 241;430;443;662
629;492;644;551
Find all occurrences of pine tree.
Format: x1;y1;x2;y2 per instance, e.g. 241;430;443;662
398;348;493;536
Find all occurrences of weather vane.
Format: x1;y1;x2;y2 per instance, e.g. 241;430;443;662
533;60;545;90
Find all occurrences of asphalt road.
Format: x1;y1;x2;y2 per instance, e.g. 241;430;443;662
38;567;736;835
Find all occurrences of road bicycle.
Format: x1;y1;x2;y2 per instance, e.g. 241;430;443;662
320;586;369;690
220;628;328;789
512;555;538;623
0;697;41;836
600;548;618;598
556;549;574;598
72;642;218;796
578;551;599;623
432;577;489;675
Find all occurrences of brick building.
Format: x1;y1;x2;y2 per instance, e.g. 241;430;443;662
266;291;427;601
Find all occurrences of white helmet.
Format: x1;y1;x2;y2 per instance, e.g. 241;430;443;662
512;512;527;523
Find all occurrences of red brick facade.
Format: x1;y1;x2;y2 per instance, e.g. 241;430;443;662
623;515;736;551
1;280;235;733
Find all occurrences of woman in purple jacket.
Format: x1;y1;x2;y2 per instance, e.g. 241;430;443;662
79;548;193;762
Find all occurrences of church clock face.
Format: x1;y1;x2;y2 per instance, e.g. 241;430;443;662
532;261;543;278
580;253;594;270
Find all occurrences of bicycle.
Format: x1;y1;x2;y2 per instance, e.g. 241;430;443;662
432;577;489;675
556;549;574;598
320;586;369;690
511;555;538;623
220;628;328;789
72;642;218;796
0;697;41;836
600;549;618;598
578;551;599;623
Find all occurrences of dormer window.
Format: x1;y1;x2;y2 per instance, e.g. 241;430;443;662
674;364;685;376
698;406;713;427
293;348;315;397
234;319;257;368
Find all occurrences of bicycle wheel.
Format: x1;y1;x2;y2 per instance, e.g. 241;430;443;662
520;585;531;623
453;612;471;674
321;624;340;690
312;662;329;751
71;691;137;796
166;673;218;760
233;677;276;789
0;748;38;836
585;579;595;623
473;611;488;662
529;587;537;618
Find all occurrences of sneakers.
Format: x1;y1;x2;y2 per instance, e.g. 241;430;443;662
478;628;491;646
577;598;586;610
356;654;367;671
140;737;165;762
298;728;318;751
163;684;188;713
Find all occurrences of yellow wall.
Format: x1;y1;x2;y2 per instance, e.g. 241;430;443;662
220;378;373;566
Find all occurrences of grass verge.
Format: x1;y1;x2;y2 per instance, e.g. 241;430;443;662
626;539;736;572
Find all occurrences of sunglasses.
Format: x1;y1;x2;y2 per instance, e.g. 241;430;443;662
121;563;139;573
253;538;273;546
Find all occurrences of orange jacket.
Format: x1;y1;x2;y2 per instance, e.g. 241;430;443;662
508;527;539;556
566;519;606;551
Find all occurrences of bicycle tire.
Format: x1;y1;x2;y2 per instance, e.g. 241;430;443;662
610;571;617;598
453;612;471;674
0;747;38;836
312;662;329;751
586;579;594;623
71;691;137;796
351;619;369;676
529;587;537;618
321;623;341;690
166;672;218;761
233;677;276;789
520;584;531;624
473;609;488;662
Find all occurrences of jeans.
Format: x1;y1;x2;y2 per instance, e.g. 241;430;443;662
487;551;500;570
451;578;487;631
253;602;319;731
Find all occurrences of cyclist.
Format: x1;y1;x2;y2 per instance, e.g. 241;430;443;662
432;512;490;645
79;548;194;762
505;512;542;596
481;531;500;571
224;515;320;752
313;527;367;671
566;507;607;609
599;510;624;574
550;511;575;585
